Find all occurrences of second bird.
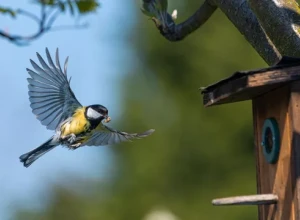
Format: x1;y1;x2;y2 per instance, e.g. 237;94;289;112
20;48;155;168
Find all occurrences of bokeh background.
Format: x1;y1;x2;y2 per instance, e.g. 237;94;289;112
0;0;267;219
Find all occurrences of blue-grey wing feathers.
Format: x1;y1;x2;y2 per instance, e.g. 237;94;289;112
83;125;155;146
27;48;82;130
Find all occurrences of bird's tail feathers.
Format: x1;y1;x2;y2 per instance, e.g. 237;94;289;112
19;138;58;168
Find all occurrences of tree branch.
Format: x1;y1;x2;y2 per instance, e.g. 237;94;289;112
48;23;88;32
142;0;217;41
16;9;40;23
46;9;61;29
248;0;300;57
0;1;96;45
141;0;281;65
172;1;217;41
212;0;281;65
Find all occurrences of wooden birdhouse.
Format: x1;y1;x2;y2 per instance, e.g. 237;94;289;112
201;57;300;220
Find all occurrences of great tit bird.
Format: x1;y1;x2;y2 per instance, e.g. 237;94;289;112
19;48;155;167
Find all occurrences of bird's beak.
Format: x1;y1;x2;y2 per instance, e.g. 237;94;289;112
104;116;111;123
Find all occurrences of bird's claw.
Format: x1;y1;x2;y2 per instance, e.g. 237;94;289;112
67;133;76;144
70;143;81;149
61;133;77;144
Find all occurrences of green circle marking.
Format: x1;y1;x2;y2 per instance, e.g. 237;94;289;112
261;118;280;164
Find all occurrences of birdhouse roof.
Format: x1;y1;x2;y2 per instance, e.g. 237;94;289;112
201;56;300;107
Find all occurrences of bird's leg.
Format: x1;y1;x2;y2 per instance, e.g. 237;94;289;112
60;133;77;144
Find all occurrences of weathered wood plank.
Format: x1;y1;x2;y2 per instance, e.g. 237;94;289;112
253;86;295;220
202;65;300;107
212;194;278;206
289;81;300;220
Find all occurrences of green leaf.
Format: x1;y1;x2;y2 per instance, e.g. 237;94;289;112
0;7;16;17
58;1;65;11
75;0;99;14
41;0;55;5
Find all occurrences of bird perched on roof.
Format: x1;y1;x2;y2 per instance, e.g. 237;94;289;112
19;48;155;167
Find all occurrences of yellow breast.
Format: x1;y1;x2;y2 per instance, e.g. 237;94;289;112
60;107;90;137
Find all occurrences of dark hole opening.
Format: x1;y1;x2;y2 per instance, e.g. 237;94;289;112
265;127;273;154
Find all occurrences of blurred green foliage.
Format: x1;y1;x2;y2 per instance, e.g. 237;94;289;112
36;0;99;14
0;7;16;17
14;0;267;219
0;0;99;18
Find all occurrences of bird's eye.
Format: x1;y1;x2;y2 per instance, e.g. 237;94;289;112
100;108;108;115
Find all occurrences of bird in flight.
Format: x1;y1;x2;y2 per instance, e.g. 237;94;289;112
20;48;154;167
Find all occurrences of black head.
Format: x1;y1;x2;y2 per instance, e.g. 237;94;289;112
85;104;109;122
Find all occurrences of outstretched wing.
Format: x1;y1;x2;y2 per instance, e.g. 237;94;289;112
82;124;155;146
27;48;82;130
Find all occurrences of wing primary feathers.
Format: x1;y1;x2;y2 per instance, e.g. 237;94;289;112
55;48;64;75
27;67;58;87
95;133;106;145
29;94;61;99
28;84;58;92
44;110;63;127
27;77;59;90
116;133;124;142
37;105;62;122
108;133;117;145
45;48;66;82
27;47;82;130
28;84;58;93
82;125;155;146
29;90;59;96
47;115;62;129
36;52;64;84
31;100;61;111
34;104;61;117
137;129;155;137
103;133;113;145
49;111;62;124
64;56;69;75
30;96;62;104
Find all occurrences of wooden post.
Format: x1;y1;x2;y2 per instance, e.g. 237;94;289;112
201;57;300;220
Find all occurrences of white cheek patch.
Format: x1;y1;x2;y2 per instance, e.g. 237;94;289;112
87;108;102;119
